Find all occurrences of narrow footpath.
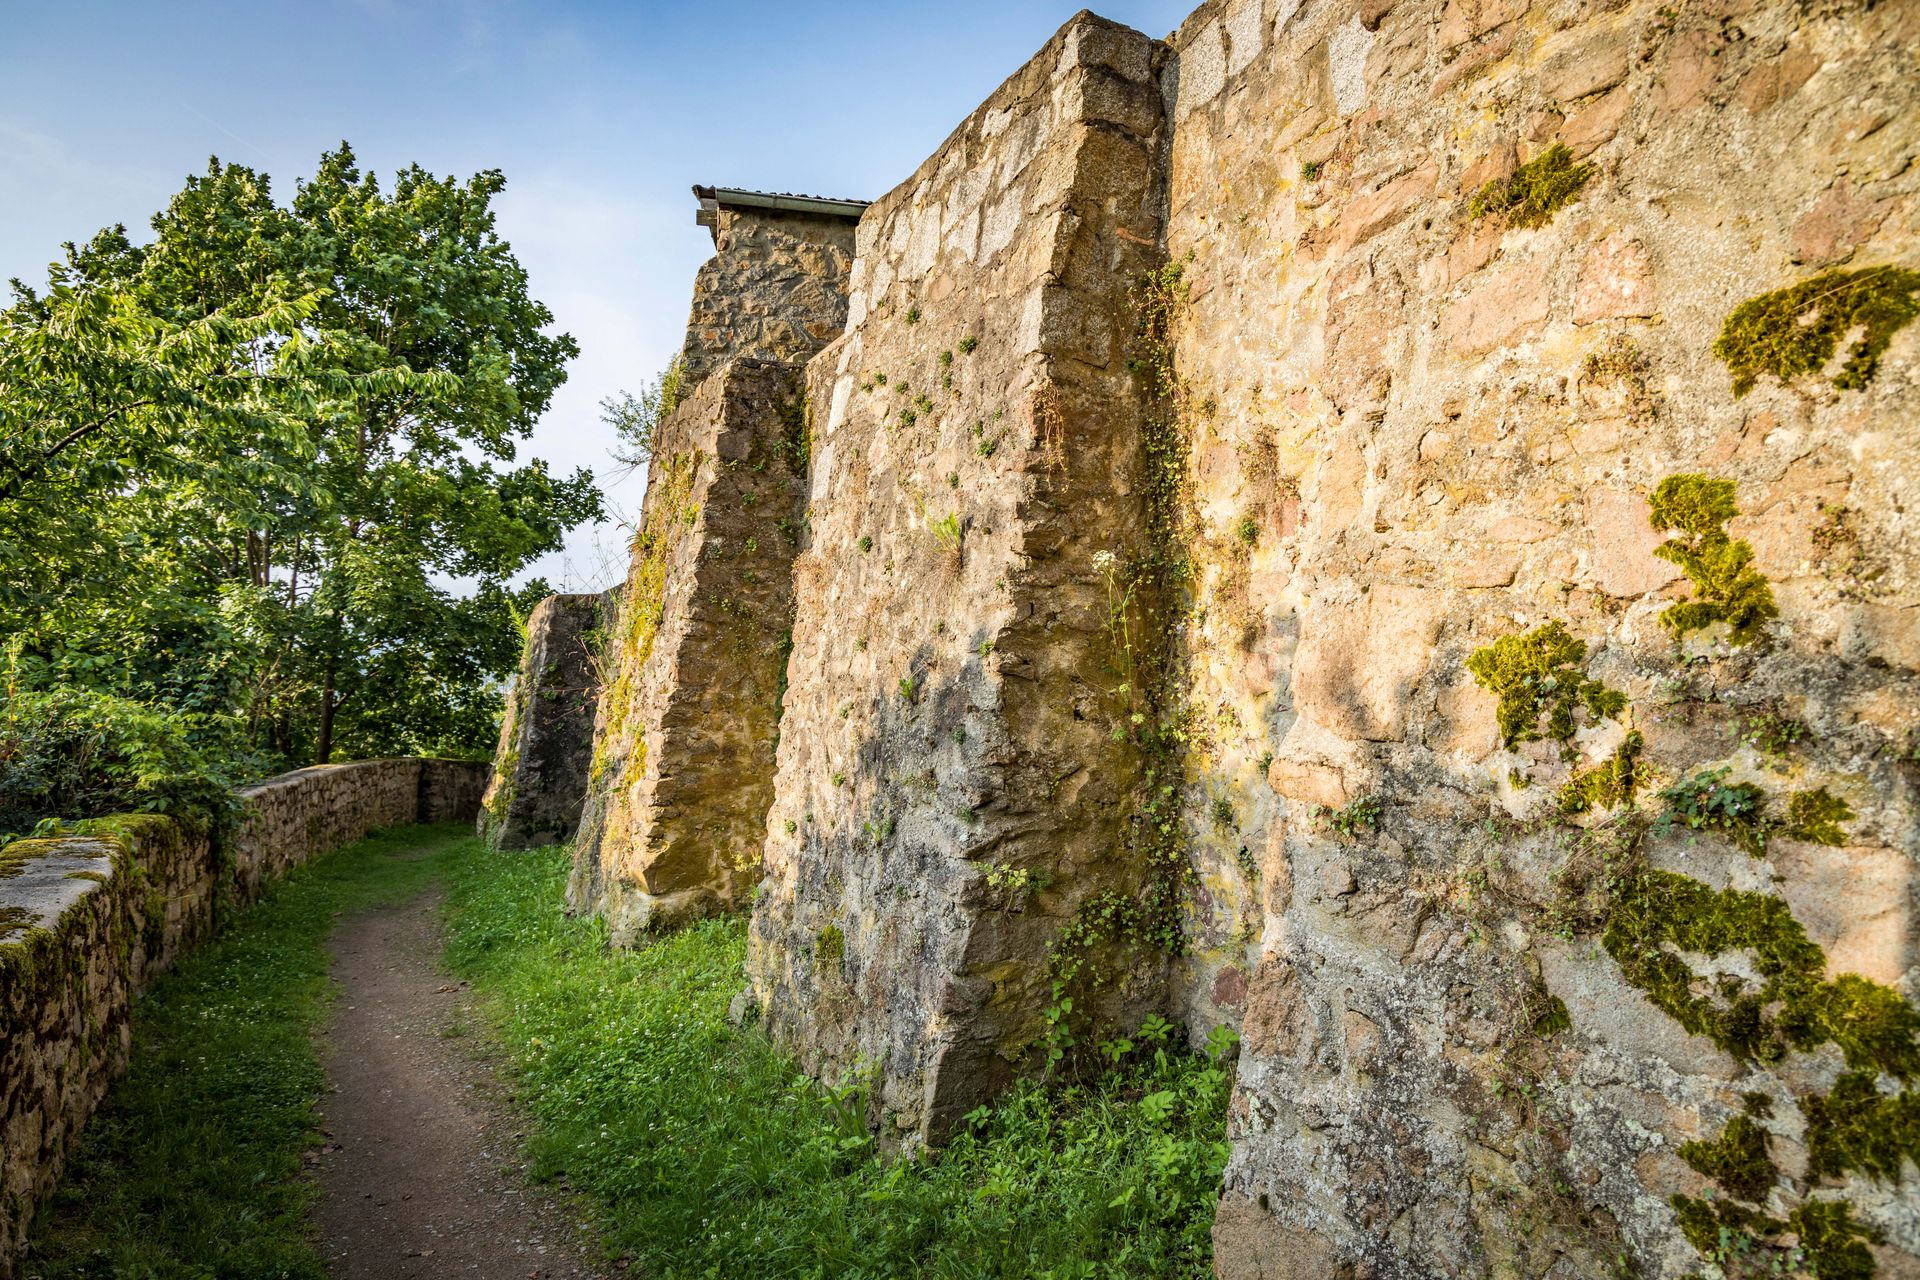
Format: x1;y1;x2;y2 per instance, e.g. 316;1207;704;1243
313;886;606;1279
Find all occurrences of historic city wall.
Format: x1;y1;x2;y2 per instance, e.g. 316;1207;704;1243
480;592;609;851
549;0;1920;1272
0;757;487;1274
745;13;1173;1145
567;359;812;940
1156;2;1920;1277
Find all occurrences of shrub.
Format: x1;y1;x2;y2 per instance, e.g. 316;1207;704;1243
0;686;240;841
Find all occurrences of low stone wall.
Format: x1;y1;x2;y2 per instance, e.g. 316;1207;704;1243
0;756;486;1275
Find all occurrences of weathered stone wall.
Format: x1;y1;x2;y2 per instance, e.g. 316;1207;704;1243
679;206;859;390
230;758;488;899
1148;1;1920;1276
0;757;485;1274
480;593;608;850
745;12;1172;1146
568;359;809;940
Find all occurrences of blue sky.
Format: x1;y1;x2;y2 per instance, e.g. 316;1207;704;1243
1;0;1193;591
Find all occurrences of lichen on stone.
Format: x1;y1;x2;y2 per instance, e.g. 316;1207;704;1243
1468;143;1593;229
1466;620;1627;750
1648;474;1779;646
1678;1114;1777;1202
1714;265;1920;397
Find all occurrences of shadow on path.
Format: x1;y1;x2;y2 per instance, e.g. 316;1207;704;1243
314;885;605;1279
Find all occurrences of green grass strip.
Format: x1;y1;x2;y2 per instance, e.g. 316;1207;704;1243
24;823;470;1280
441;842;1231;1279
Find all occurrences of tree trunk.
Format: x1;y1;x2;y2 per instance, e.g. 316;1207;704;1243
317;663;336;765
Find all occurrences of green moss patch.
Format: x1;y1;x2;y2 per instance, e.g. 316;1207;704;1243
1603;868;1920;1075
1786;788;1853;847
1559;731;1648;815
1467;620;1627;750
1649;474;1779;647
1468;144;1593;229
1678;1114;1777;1202
816;923;845;964
1804;1071;1920;1183
1714;265;1920;397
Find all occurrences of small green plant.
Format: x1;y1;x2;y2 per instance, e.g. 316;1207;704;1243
1649;474;1778;647
1715;265;1920;397
857;535;873;554
905;306;921;325
1656;767;1773;856
1301;159;1322;181
784;819;798;836
1739;709;1809;767
977;639;994;659
1209;796;1234;830
1468;144;1593;228
898;406;918;429
1322;796;1383;839
831;772;847;787
898;674;919;703
816;924;845;963
958;335;978;354
928;512;962;555
1233;515;1258;547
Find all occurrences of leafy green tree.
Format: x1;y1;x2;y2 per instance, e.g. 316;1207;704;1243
0;144;599;783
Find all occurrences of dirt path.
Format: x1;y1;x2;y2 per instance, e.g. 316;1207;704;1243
314;886;606;1279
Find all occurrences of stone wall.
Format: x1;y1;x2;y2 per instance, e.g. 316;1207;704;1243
480;593;609;850
745;13;1172;1146
1150;1;1920;1277
679;203;860;390
0;757;486;1274
568;359;810;940
538;0;1917;1270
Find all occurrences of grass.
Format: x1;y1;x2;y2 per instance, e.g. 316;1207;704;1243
440;841;1232;1279
23;824;468;1280
23;828;1233;1280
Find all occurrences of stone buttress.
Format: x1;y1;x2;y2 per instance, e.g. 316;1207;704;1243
479;591;608;851
745;12;1173;1146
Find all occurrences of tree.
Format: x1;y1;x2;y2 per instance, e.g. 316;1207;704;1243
0;144;599;777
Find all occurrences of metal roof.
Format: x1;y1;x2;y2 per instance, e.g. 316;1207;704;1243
692;185;870;220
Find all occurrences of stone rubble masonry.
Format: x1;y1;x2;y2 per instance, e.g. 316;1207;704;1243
1153;1;1920;1277
0;757;487;1276
677;202;860;392
745;11;1172;1147
480;592;610;851
567;359;809;943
